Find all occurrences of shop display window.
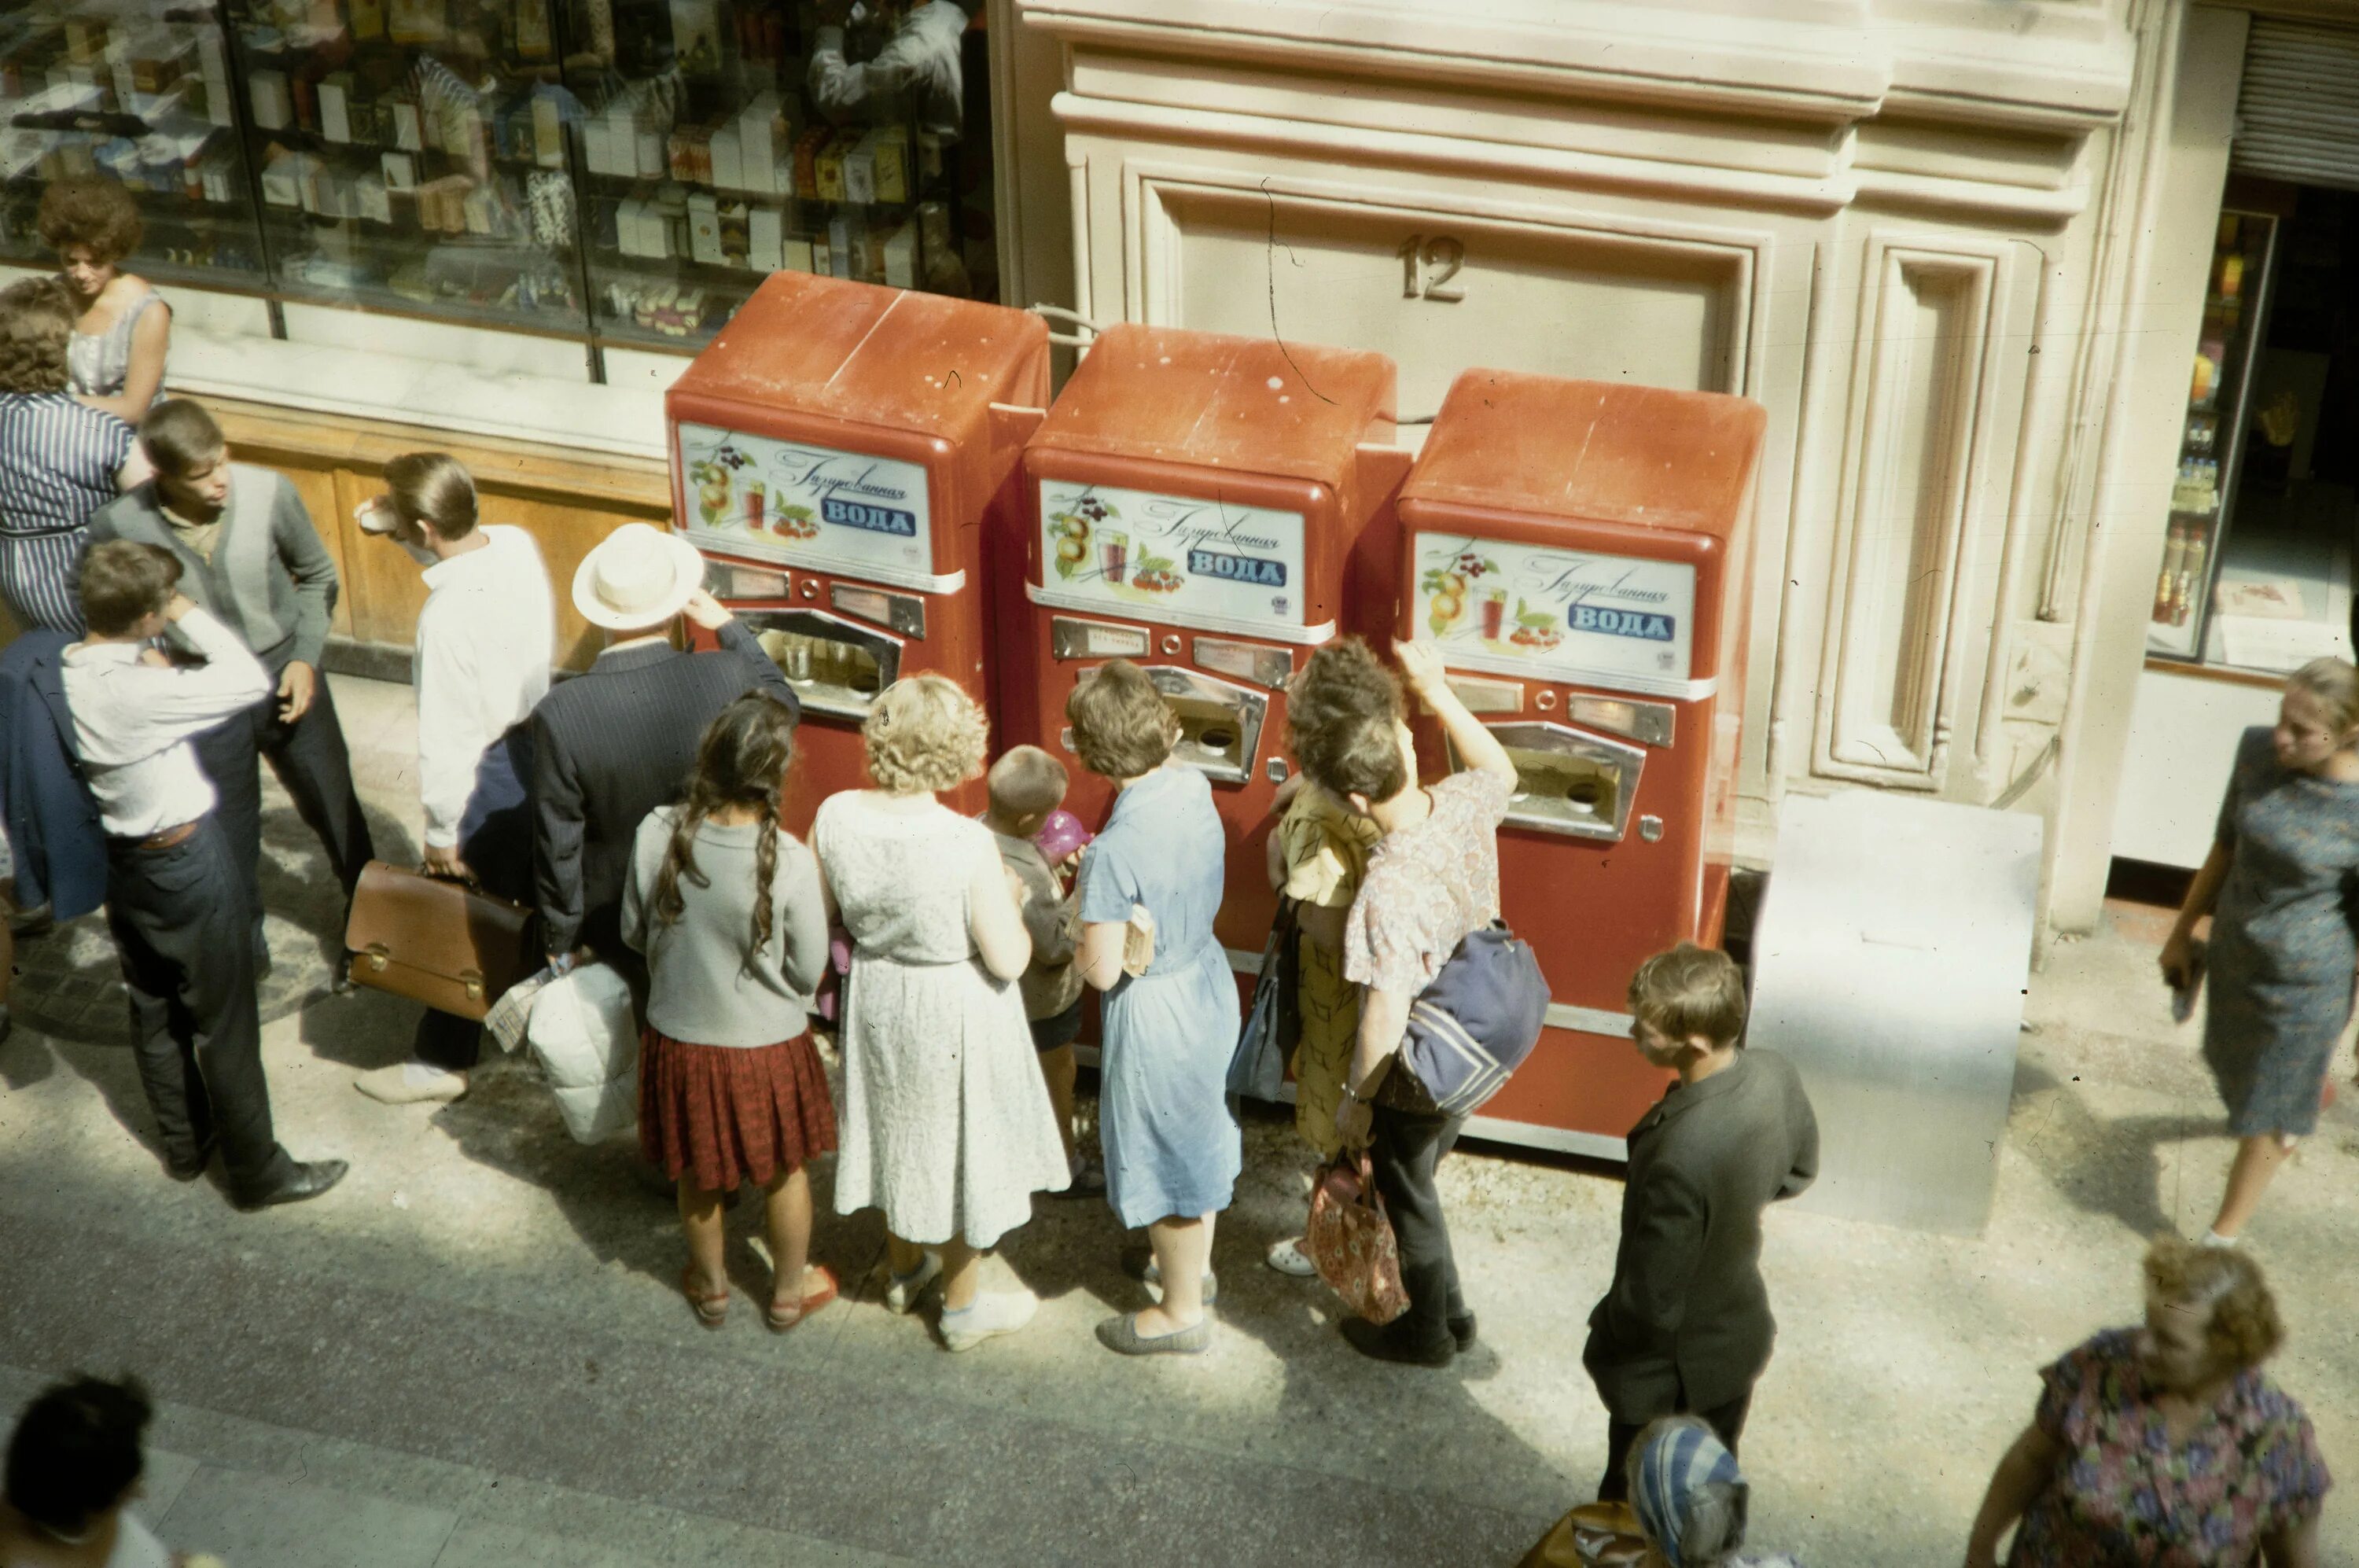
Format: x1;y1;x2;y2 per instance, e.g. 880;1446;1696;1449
2147;183;2359;674
2;1;998;360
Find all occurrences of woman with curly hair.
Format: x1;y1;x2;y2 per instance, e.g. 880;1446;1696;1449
1965;1236;2331;1566
0;277;137;632
811;674;1070;1350
39;176;171;423
622;691;835;1332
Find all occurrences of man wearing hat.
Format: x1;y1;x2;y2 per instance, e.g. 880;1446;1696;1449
530;523;795;994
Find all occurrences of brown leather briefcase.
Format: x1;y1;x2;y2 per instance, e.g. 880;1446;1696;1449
342;861;535;1021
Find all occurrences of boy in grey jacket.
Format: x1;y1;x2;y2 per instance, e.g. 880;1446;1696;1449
87;399;373;969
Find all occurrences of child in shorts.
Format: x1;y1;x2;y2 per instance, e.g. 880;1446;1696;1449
982;745;1099;1193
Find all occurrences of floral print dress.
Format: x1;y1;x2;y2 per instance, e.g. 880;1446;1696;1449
2008;1329;2329;1567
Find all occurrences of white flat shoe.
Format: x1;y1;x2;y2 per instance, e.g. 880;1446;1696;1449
1265;1237;1318;1278
354;1064;469;1104
940;1289;1038;1352
885;1250;943;1314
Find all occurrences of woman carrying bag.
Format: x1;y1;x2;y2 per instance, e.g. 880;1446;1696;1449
2160;657;2359;1246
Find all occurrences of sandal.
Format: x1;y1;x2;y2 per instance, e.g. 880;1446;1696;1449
767;1264;840;1334
681;1265;731;1330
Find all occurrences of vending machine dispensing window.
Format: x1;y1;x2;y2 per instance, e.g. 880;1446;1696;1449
665;271;1050;826
1399;370;1766;1160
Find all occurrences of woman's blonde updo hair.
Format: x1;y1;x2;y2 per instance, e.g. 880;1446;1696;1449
863;674;988;794
2285;657;2359;737
2144;1235;2284;1373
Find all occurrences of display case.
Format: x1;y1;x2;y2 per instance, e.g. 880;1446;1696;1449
0;5;271;291
6;1;996;364
2146;208;2279;660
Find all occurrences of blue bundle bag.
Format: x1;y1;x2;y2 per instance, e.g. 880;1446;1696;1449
1399;922;1548;1118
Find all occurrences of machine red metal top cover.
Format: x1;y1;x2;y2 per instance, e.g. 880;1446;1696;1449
665;272;1049;827
1397;370;1766;1158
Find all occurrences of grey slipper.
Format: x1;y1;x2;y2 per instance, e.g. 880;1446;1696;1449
1095;1312;1212;1356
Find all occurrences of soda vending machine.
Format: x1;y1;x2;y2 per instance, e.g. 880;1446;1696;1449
1006;323;1399;961
1397;370;1766;1158
665;272;1050;826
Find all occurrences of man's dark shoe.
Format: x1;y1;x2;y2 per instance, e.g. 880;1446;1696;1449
1341;1315;1455;1367
1449;1310;1478;1351
164;1142;215;1182
233;1159;348;1211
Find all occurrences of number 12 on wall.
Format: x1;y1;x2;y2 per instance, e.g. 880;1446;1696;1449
1396;234;1466;302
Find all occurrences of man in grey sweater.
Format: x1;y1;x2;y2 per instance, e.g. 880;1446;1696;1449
88;399;374;970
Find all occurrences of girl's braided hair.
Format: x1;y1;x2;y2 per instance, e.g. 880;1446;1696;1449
649;691;798;970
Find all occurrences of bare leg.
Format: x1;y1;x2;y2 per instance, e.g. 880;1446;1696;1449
940;1239;983;1311
764;1165;814;1305
679;1180;729;1296
1039;1043;1079;1164
2210;1134;2297;1238
1135;1211;1214;1335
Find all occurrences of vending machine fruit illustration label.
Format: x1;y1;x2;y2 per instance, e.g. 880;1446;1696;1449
675;420;937;586
1411;534;1698;693
1034;480;1309;635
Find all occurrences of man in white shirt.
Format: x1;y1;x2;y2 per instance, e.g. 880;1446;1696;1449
61;540;347;1209
351;453;554;1105
808;0;973;142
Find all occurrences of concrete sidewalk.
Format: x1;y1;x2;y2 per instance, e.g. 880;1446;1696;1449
1;673;2352;1567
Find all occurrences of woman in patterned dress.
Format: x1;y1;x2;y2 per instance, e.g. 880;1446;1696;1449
1257;648;1386;1279
1964;1236;2328;1567
39;176;171;424
812;675;1070;1352
0;278;135;634
2159;658;2359;1244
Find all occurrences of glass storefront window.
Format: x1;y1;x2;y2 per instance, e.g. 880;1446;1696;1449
2;1;997;362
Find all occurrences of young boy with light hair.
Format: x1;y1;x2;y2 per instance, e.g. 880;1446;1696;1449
1583;942;1818;1502
981;744;1098;1192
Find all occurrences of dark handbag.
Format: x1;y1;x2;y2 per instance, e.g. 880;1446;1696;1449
1398;922;1549;1118
343;860;535;1021
1304;1153;1409;1324
1227;897;1300;1101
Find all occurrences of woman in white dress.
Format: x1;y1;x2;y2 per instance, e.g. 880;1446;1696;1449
812;675;1071;1351
0;1376;179;1568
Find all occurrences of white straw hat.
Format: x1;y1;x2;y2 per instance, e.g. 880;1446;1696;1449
572;524;704;631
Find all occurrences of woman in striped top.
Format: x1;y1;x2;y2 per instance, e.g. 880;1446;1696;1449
0;278;135;634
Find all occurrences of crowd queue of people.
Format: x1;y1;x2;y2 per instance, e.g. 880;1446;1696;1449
0;172;2342;1565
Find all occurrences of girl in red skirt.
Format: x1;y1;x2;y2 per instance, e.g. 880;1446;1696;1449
622;691;837;1331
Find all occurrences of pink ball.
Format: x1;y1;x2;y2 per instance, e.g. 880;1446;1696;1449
1034;808;1094;863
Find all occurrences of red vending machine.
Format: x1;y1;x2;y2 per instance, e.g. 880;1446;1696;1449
1006;324;1398;959
665;273;1049;828
1397;370;1765;1158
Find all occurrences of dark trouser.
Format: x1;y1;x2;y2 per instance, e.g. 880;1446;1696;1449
106;818;293;1194
193;656;374;966
411;727;532;1073
1596;1389;1753;1503
1367;1102;1467;1349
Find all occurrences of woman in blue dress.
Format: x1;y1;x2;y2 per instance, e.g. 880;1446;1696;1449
2162;657;2359;1245
1068;661;1241;1356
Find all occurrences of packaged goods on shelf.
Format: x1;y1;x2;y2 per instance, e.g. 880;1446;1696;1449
815;130;856;201
382;150;418;190
868;126;909;203
879;219;915;288
843;135;875;204
688;191;724;265
389;0;449;47
792;127;827;200
710;124;744;190
259;146;311;207
747;204;786;271
356;174;393;224
737;94;788;192
782;235;815;274
351;0;388;40
514;0;554;61
392;98;425;151
319;72;355;142
250;68;293;131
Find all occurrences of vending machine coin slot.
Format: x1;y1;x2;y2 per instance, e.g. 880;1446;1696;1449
1051;616;1153;661
1191;635;1294;691
1567;694;1675;748
1437;674;1524;715
830;583;926;639
743;608;901;720
1136;665;1267;784
1452;721;1647;842
705;560;788;600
